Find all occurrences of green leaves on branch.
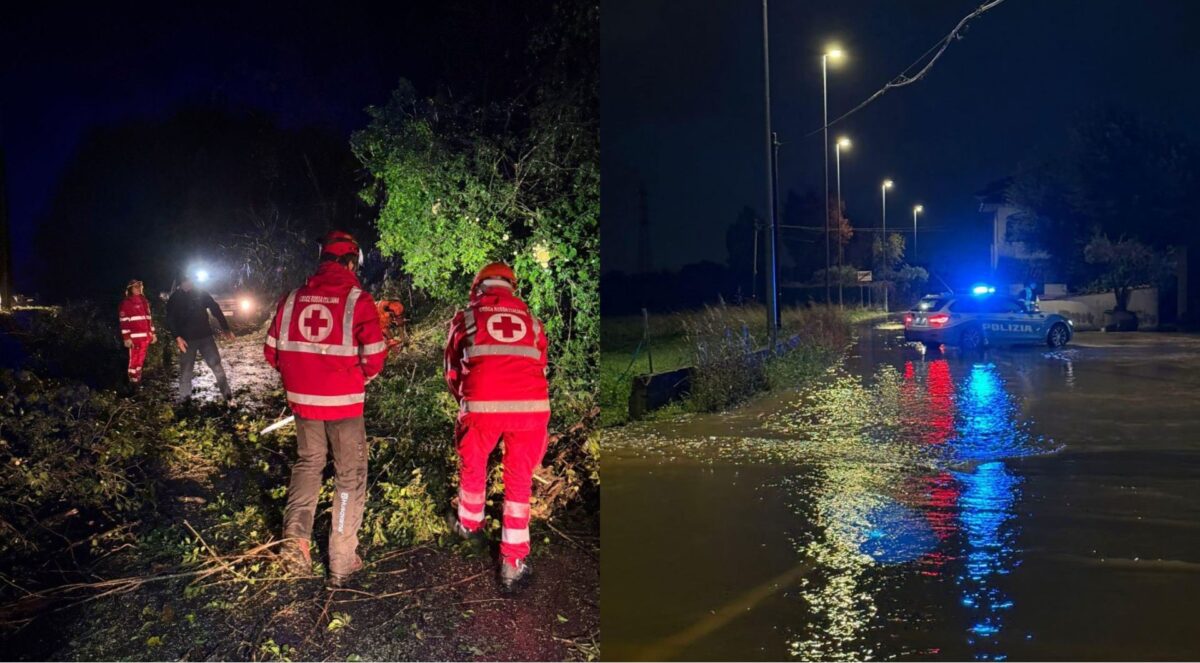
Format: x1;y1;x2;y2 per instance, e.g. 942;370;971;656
351;72;599;421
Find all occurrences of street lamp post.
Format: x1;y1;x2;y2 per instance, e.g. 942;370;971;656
822;48;843;306
881;179;893;312
835;136;850;308
912;204;924;263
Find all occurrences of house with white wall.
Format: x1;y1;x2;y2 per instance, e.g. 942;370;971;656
975;178;1052;282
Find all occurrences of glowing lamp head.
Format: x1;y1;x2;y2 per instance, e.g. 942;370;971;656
914;205;924;213
195;269;209;283
826;48;844;60
883;180;894;189
837;137;851;148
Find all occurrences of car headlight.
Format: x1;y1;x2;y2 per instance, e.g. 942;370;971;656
239;298;254;313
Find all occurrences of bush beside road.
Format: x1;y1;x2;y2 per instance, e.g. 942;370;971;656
600;304;883;426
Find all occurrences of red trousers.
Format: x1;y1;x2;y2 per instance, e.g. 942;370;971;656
127;342;149;382
455;411;550;562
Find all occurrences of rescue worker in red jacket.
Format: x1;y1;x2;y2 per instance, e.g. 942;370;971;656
264;230;387;588
445;262;550;590
118;279;156;385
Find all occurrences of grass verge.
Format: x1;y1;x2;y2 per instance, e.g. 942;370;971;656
600;303;885;426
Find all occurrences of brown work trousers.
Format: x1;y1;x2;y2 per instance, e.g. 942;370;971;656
282;415;367;576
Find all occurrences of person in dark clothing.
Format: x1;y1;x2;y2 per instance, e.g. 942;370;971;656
1020;281;1038;312
166;274;236;405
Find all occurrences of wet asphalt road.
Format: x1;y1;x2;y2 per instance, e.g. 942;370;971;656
602;323;1200;661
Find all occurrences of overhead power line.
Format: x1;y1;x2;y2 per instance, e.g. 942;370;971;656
807;0;1009;137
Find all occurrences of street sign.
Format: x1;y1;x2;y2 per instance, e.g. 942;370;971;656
856;270;873;283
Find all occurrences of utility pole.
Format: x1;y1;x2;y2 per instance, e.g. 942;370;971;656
637;185;651;277
771;130;781;304
761;0;780;343
751;216;760;301
0;147;11;310
822;55;831;305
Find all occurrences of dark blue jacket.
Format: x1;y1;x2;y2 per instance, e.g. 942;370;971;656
166;289;230;341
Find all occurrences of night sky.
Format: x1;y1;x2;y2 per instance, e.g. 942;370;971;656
602;0;1200;281
0;2;531;292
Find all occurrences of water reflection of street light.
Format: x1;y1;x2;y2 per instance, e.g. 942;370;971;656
835;137;851;307
822;46;845;304
913;204;924;263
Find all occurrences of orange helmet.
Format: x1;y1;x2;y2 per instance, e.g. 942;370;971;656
472;262;516;291
321;230;363;261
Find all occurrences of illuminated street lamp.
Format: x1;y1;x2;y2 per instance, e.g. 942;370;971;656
822;46;844;305
881;179;893;312
912;204;924;262
835;136;851;307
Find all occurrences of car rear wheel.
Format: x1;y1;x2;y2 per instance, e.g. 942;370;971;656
960;326;984;352
1047;322;1070;348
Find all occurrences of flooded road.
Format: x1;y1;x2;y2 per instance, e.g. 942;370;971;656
602;323;1200;661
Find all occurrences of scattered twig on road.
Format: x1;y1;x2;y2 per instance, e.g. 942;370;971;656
363;544;429;568
546;521;598;561
330;571;487;604
184;519;249;582
0;539;286;626
458;597;513;606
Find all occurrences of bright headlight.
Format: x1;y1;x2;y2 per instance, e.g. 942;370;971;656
239;298;254;312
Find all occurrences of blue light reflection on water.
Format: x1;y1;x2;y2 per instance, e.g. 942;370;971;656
896;360;1028;661
950;363;1024;661
956;461;1020;660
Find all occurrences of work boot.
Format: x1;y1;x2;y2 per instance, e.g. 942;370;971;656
499;557;531;593
326;554;364;589
278;538;312;576
447;512;480;541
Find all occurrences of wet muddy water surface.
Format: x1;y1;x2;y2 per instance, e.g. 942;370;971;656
603;324;1200;661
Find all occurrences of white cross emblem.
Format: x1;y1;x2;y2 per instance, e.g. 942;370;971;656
486;313;527;343
298;304;334;342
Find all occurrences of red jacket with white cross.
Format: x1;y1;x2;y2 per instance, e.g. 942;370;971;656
444;284;550;425
118;295;155;344
264;262;387;420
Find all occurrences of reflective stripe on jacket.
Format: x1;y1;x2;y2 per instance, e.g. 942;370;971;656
119;295;154;341
445;284;550;423
264;262;386;420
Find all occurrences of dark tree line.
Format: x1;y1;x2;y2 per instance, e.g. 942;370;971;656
33;107;369;304
1006;108;1200;290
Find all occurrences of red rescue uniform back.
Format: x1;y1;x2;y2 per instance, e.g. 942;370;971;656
264;262;387;420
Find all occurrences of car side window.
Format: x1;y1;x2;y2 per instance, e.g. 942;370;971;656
981;297;1022;314
950;299;979;313
1002;298;1025;313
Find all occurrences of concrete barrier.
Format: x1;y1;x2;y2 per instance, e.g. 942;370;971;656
1039;287;1158;331
627;334;803;419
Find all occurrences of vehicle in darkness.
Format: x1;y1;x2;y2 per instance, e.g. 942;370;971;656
159;266;266;330
211;290;262;323
903;288;1073;351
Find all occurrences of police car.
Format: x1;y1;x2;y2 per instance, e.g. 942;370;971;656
903;286;1073;351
